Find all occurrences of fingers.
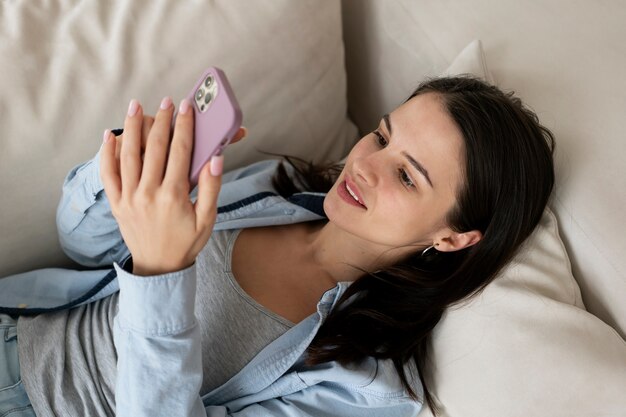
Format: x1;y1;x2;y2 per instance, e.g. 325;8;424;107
230;127;248;145
194;154;223;235
100;129;122;204
120;99;144;196
113;98;237;199
163;98;194;189
141;115;155;150
141;97;175;189
115;134;123;160
114;115;155;160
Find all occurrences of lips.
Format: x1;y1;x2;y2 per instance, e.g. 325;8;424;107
344;176;367;208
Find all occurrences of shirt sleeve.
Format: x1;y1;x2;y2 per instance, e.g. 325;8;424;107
111;264;420;417
113;262;206;417
56;147;130;267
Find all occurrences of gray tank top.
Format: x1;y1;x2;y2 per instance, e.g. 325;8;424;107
17;228;293;417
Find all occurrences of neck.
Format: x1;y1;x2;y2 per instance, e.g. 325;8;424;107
295;220;404;284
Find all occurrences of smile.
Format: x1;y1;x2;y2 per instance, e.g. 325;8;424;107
346;183;362;204
338;180;367;209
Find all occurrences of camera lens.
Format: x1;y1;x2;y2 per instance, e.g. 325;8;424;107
204;92;212;104
205;76;213;87
195;89;204;100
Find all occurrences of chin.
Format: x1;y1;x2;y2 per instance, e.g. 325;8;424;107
322;192;364;235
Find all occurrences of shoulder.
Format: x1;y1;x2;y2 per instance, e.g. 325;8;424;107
294;358;423;409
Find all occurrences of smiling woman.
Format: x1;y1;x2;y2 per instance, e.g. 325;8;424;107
0;75;554;417
323;92;473;254
271;75;555;413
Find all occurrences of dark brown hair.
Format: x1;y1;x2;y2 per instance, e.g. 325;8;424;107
271;75;555;413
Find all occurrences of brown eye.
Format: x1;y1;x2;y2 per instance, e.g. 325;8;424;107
374;130;416;189
374;130;387;147
398;168;415;188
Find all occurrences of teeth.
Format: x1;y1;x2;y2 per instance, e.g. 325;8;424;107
346;183;361;203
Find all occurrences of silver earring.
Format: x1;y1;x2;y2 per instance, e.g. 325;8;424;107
421;243;439;257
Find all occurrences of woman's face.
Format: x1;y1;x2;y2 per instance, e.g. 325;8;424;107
324;92;465;253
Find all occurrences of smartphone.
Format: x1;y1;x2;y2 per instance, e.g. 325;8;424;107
179;66;242;187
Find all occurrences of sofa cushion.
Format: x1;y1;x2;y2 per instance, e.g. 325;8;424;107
0;0;358;276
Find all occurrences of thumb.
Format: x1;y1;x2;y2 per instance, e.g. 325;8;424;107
194;154;224;233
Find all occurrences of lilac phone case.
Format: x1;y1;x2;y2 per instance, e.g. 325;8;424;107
183;67;242;187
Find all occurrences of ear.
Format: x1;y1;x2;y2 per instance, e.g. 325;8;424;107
436;229;483;253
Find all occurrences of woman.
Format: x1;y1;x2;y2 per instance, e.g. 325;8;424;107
0;76;554;416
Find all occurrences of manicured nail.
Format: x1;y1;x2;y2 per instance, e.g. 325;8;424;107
127;99;139;116
103;129;111;143
241;126;248;137
179;98;191;114
160;96;172;110
210;155;224;176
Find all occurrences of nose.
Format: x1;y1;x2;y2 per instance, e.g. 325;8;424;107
352;154;379;187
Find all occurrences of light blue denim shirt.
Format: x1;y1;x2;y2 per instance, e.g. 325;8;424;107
0;149;422;417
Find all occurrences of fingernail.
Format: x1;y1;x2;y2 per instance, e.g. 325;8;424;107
210;155;224;176
241;126;248;137
179;98;191;115
160;96;172;110
127;99;139;117
103;129;111;144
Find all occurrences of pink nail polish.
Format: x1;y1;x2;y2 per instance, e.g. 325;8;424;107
179;99;191;114
103;129;111;143
210;155;224;176
127;99;139;116
160;96;172;110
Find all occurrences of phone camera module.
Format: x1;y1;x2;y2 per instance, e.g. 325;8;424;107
195;72;219;113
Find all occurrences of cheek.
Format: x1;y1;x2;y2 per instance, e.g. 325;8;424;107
375;196;447;245
376;199;416;232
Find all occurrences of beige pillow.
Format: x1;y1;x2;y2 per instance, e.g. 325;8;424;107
0;0;358;276
416;40;626;417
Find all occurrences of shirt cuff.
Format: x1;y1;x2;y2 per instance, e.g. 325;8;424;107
113;262;197;336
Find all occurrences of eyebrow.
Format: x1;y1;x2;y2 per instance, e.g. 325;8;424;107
383;113;393;135
382;113;434;189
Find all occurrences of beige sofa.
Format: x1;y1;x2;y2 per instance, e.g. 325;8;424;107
1;1;625;416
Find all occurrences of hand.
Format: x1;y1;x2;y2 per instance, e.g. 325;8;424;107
100;97;246;276
112;117;247;165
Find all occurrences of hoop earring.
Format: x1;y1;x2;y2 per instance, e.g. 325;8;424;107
421;243;439;257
